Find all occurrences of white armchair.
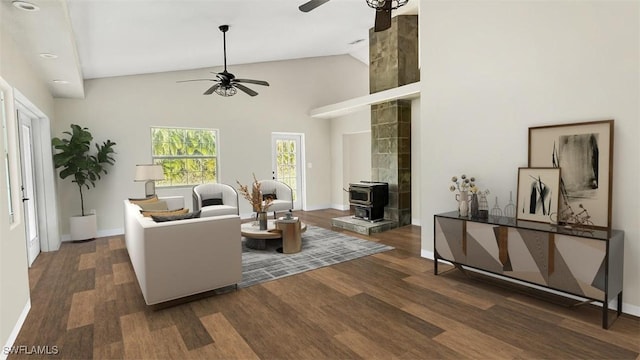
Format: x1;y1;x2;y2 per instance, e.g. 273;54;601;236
258;180;294;219
192;183;239;217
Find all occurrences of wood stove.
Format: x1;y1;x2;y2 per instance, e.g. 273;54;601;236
349;181;388;222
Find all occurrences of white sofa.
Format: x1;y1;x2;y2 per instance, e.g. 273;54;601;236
123;196;241;305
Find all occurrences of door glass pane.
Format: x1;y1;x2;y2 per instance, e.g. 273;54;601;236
276;139;297;201
21;124;37;238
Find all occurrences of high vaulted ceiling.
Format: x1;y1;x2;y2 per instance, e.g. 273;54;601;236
1;0;418;99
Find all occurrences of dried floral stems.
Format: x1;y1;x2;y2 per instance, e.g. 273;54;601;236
236;173;272;212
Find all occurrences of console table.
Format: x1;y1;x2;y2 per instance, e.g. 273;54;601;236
434;211;624;329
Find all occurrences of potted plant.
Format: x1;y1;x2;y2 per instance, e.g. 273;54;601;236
52;124;116;241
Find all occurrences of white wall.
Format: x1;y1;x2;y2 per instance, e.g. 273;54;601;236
420;1;639;314
54;55;369;234
330;109;371;209
0;27;55;357
344;131;372;201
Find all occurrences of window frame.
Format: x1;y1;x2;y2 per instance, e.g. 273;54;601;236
150;126;220;188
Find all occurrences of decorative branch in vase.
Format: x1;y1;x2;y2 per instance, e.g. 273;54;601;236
236;173;273;229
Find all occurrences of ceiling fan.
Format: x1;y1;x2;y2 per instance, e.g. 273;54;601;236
298;0;408;32
177;25;269;97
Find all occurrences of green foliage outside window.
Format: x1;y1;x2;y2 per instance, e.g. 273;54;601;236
151;127;218;186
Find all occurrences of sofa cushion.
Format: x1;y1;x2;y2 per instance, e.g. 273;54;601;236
139;200;168;211
202;198;223;206
200;205;237;217
151;210;201;223
141;208;189;217
262;192;277;201
201;192;224;206
129;195;159;205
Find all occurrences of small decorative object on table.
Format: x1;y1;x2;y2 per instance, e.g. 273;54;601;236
504;191;516;218
449;174;475;217
478;189;490;219
284;209;293;220
237;173;273;230
469;186;490;219
470;192;479;218
491;196;503;217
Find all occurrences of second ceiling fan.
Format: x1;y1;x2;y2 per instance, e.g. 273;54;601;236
298;0;409;32
178;25;269;97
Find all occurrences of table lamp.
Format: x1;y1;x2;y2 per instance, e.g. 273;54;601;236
134;164;164;197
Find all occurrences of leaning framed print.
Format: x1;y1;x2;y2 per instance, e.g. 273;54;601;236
516;167;560;224
528;119;613;229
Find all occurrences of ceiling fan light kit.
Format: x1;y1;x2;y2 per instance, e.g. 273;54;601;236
366;0;408;10
177;24;269;97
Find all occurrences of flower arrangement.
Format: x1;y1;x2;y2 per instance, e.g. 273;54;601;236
449;174;475;193
236;173;273;212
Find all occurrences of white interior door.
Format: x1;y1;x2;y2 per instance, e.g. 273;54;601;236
18;110;39;266
272;133;304;210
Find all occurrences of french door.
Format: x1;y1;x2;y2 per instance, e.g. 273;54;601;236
271;133;304;210
18;110;39;266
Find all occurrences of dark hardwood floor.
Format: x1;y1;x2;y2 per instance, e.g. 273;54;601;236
9;209;639;359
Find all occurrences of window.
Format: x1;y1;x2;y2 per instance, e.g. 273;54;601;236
151;127;218;186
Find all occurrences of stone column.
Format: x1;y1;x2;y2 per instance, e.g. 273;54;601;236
369;15;418;227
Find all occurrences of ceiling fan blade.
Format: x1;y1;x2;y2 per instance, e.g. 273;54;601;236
374;1;392;32
233;83;258;97
177;79;215;83
298;0;330;12
203;83;221;95
233;79;270;86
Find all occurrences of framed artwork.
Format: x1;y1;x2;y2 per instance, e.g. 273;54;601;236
516;167;561;224
528;119;613;229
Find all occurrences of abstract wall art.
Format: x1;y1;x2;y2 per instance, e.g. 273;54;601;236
528;120;613;229
516;167;560;224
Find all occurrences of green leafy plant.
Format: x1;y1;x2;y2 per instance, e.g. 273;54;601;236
52;124;116;216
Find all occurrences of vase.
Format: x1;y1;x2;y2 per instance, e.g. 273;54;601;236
470;193;479;218
478;192;489;219
258;211;268;230
456;191;469;217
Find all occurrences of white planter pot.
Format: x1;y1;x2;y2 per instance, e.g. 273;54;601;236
70;214;97;241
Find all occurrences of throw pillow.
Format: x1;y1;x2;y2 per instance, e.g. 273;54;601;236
139;200;168;211
151;210;201;222
202;198;223;207
129;195;159;205
263;191;277;201
140;208;189;217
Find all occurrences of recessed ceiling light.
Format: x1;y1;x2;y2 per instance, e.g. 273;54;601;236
12;1;40;12
52;80;69;84
39;53;58;59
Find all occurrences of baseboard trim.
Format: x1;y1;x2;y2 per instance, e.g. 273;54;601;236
420;250;639;318
61;227;123;242
331;204;350;211
2;299;31;360
304;204;332;211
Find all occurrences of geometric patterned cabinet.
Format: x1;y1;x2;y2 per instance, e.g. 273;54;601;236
434;211;624;329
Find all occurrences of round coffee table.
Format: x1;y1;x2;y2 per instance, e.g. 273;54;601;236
241;219;306;253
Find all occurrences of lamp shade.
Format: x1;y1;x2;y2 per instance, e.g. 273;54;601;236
134;164;164;181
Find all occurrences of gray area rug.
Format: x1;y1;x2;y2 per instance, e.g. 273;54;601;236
240;225;394;288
